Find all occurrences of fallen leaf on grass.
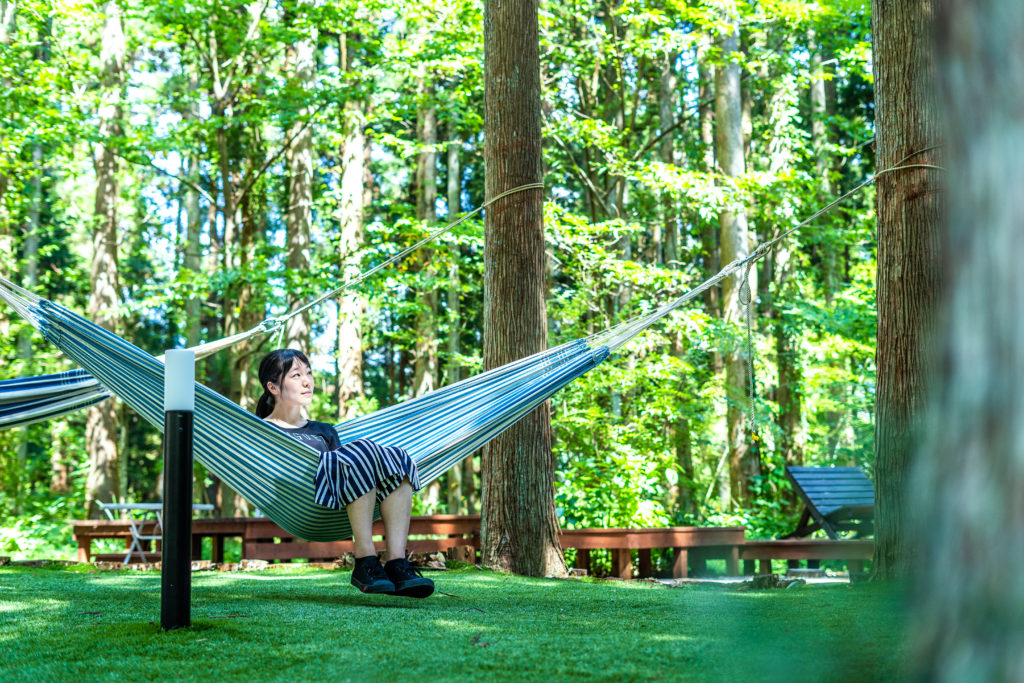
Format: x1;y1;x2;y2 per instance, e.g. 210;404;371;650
470;632;492;647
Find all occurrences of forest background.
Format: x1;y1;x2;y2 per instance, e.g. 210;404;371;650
0;0;876;560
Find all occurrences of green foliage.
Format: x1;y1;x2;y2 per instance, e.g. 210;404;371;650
1;0;879;543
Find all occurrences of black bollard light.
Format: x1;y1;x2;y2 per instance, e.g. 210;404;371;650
161;349;195;630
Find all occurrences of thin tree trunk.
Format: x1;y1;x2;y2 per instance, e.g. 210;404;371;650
0;0;15;311
809;28;838;301
284;3;316;352
184;72;202;348
715;14;756;509
871;0;942;581
481;0;565;577
85;1;125;518
658;50;676;268
446;133;463;512
808;28;845;459
912;2;1024;676
412;80;438;400
336;33;365;422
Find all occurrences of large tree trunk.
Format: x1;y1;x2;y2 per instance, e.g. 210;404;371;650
284;2;315;352
480;0;565;577
911;2;1024;676
335;34;366;422
85;1;125;518
871;0;942;580
715;15;756;509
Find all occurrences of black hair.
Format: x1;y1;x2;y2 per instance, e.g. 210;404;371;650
255;348;312;419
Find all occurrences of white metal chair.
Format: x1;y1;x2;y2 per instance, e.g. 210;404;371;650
99;502;214;565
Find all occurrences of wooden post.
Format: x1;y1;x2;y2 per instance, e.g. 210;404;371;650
638;549;652;578
613;549;633;579
672;547;688;579
725;546;740;576
575;549;590;573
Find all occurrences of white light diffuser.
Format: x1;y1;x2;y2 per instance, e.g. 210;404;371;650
164;349;196;412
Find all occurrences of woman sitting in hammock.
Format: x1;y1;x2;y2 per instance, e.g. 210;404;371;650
255;348;434;599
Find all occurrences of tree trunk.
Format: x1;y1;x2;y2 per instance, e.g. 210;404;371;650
284;3;316;352
336;33;365;422
911;2;1024;676
808;27;845;459
767;71;803;469
658;50;676;268
715;14;756;509
85;1;125;518
412;79;438;400
183;72;202;347
871;0;942;580
808;28;838;301
0;2;14;300
481;0;565;577
445;132;463;512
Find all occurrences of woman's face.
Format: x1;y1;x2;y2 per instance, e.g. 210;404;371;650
270;359;314;409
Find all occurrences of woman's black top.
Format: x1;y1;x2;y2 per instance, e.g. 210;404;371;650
275;420;341;453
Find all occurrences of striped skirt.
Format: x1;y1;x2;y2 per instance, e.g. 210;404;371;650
313;438;421;510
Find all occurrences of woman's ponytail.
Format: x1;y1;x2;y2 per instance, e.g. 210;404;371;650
256;391;275;418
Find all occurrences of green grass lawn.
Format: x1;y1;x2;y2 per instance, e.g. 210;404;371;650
0;564;906;682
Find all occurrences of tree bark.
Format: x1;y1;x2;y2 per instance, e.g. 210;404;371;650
0;1;14;291
481;0;565;577
85;0;125;518
445;132;463;512
183;71;202;348
336;33;365;422
871;0;942;580
411;81;438;399
284;1;316;352
911;2;1024;676
715;14;756;509
658;50;676;268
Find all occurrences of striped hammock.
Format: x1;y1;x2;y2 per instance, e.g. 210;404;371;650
0;246;740;541
0;369;107;430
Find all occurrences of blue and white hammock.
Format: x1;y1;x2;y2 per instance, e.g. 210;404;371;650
0;251;746;541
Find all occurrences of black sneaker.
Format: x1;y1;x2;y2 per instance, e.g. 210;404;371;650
351;555;395;594
384;558;435;598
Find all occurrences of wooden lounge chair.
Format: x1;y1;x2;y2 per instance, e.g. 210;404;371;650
784;466;875;540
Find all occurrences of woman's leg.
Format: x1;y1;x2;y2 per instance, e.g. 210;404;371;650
379;478;413;561
346;489;378;557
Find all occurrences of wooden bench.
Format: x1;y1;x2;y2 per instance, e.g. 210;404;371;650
71;516;746;579
241;514;481;561
70;518;246;563
561;526;746;579
740;538;874;575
